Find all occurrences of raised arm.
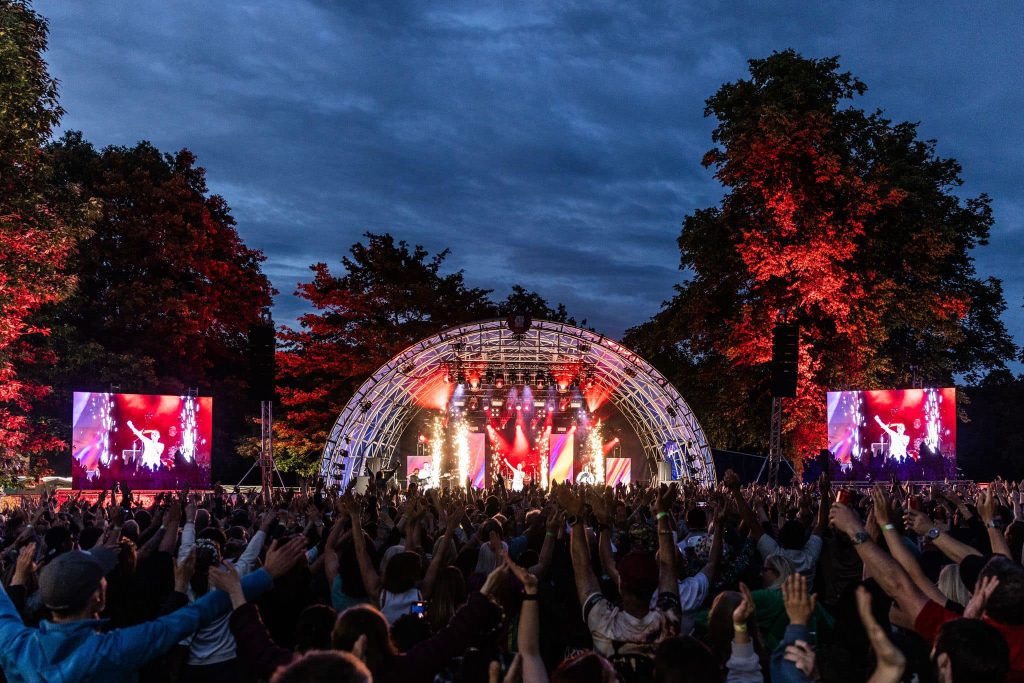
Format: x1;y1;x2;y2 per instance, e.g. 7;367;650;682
874;414;895;437
346;495;382;600
904;509;982;564
700;507;725;582
725;470;765;540
423;502;462;598
555;485;599;606
506;558;549;683
529;508;562;579
656;483;680;596
588;488;620;585
830;504;929;624
872;487;947;606
977;488;1012;559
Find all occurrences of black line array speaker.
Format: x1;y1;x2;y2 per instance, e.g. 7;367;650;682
770;324;799;398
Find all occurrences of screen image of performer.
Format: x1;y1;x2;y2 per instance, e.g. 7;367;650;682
126;420;165;471
503;458;525;492
874;414;910;460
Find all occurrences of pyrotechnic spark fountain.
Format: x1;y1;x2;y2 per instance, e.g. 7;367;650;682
587;422;605;484
453;418;470;488
538;428;550;489
429;416;444;490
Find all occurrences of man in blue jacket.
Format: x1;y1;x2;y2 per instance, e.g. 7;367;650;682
0;536;306;682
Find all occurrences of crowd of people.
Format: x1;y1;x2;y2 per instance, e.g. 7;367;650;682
1;471;1023;682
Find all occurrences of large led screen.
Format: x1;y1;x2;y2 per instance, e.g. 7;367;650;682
72;392;212;489
826;388;956;480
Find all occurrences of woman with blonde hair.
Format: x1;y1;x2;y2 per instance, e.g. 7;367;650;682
937;563;972;611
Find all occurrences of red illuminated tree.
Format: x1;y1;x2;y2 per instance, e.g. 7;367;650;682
275;233;497;473
625;51;1017;464
0;1;89;481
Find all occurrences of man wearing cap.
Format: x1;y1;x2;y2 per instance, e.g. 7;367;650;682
557;484;682;682
0;538;304;682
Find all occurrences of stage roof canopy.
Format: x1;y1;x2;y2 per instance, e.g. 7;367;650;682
320;319;714;489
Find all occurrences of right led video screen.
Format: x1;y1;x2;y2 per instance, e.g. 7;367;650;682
826;388;956;480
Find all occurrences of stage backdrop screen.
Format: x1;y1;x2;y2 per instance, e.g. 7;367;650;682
826;388;956;480
72;392;212;489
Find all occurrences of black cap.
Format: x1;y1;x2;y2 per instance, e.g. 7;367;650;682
38;547;118;611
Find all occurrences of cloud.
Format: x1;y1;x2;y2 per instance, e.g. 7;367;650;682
38;0;1023;352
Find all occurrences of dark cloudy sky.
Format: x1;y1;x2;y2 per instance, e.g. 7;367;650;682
38;1;1023;365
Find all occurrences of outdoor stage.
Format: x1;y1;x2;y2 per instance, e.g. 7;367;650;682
317;317;715;492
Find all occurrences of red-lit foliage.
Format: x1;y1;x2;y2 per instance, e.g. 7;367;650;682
0;2;82;478
275;234;496;473
626;51;1017;468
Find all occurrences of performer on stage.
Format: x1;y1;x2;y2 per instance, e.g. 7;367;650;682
503;458;525;492
126;420;165;471
874;414;910;461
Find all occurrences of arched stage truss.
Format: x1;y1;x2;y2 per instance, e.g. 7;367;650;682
320;319;714;490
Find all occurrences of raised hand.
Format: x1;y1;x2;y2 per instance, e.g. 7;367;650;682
781;573;816;626
589;487;611;525
976;488;997;525
657;482;678;514
554;485;584;517
11;542;39;586
871;485;892;526
903;509;934;537
964;575;999;619
206;561;242;598
732;582;756;628
856;586;906;680
829;503;865;538
505;555;539;594
784;640;818;679
263;536;308;578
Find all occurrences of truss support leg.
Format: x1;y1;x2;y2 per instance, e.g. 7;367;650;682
767;397;784;488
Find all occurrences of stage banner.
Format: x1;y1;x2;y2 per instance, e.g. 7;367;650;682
605;457;631;487
548;432;574;484
469;432;486;489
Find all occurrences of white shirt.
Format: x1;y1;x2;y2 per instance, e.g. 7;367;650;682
756;533;823;577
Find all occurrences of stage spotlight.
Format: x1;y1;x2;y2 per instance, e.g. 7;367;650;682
495;372;504;388
535;371;545;388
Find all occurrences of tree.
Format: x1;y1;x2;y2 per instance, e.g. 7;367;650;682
275;234;497;474
498;284;580;326
625;50;1017;463
275;235;580;475
0;1;89;482
40;132;274;476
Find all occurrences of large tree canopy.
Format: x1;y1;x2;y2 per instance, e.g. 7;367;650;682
0;1;88;481
276;233;572;474
625;50;1017;463
39;132;275;475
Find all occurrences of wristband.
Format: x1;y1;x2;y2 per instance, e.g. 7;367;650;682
545;531;555;538
521;593;539;601
656;512;668;520
882;523;895;531
733;622;748;633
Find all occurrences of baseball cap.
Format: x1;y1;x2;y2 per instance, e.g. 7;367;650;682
38;547;118;611
617;551;659;598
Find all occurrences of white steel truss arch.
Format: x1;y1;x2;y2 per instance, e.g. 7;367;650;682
320;319;714;489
